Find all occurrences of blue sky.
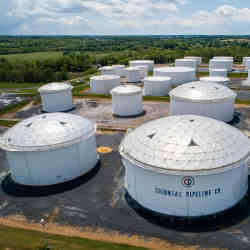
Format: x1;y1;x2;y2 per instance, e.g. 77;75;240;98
1;0;250;35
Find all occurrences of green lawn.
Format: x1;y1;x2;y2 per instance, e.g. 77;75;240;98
196;72;248;78
0;52;64;62
0;225;147;250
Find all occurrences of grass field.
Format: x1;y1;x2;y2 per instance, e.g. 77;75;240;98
0;224;147;250
0;51;64;62
0;82;44;89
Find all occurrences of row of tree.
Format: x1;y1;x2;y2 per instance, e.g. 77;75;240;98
0;53;93;83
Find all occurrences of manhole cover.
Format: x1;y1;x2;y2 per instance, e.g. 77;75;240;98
97;146;113;154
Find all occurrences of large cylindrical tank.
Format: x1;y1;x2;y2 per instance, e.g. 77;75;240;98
111;85;143;117
143;76;172;96
242;70;250;86
175;59;197;70
214;56;234;61
0;113;99;186
90;75;120;94
111;65;126;77
209;69;228;77
135;65;148;78
243;57;250;67
169;81;236;122
184;56;202;65
209;59;233;71
200;76;230;85
129;60;154;71
154;67;196;85
245;60;250;70
99;66;117;75
39;82;74;113
120;115;250;217
125;67;141;83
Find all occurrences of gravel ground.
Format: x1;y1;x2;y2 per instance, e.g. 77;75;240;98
16;100;170;129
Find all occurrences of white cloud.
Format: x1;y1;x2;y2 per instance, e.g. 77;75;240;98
1;1;250;35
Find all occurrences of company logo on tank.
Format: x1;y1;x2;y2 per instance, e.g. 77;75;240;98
182;176;195;188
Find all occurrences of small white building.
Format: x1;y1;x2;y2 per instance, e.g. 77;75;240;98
169;81;236;122
200;76;230;85
90;75;120;94
209;59;233;71
111;85;143;117
143;76;172;96
184;56;202;65
0;113;99;186
99;66;117;75
125;67;141;83
209;69;228;77
175;59;197;70
120;115;250;217
39;82;74;113
154;67;196;85
129;60;154;71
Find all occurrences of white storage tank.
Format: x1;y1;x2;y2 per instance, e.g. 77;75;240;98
184;56;202;65
125;67;141;83
245;60;250;70
175;59;197;70
209;59;233;71
169;81;236;122
144;76;172;96
111;85;143;117
135;65;148;78
200;76;230;85
120;115;250;217
129;60;154;71
242;70;250;86
39;82;74;113
154;67;196;85
90;75;120;94
0;113;99;186
243;57;250;67
99;66;116;75
111;65;126;77
209;69;228;77
214;56;234;61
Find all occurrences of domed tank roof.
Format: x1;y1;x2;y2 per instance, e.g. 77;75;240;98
144;76;171;82
0;113;95;152
99;66;114;70
39;82;72;94
169;81;236;103
175;59;196;62
130;60;154;63
154;67;195;73
120;115;250;174
111;85;142;96
200;76;229;83
125;67;141;71
90;75;120;81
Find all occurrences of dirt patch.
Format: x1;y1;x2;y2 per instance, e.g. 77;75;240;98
0;215;207;250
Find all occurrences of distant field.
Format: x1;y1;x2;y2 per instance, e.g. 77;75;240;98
0;52;64;62
0;82;44;89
